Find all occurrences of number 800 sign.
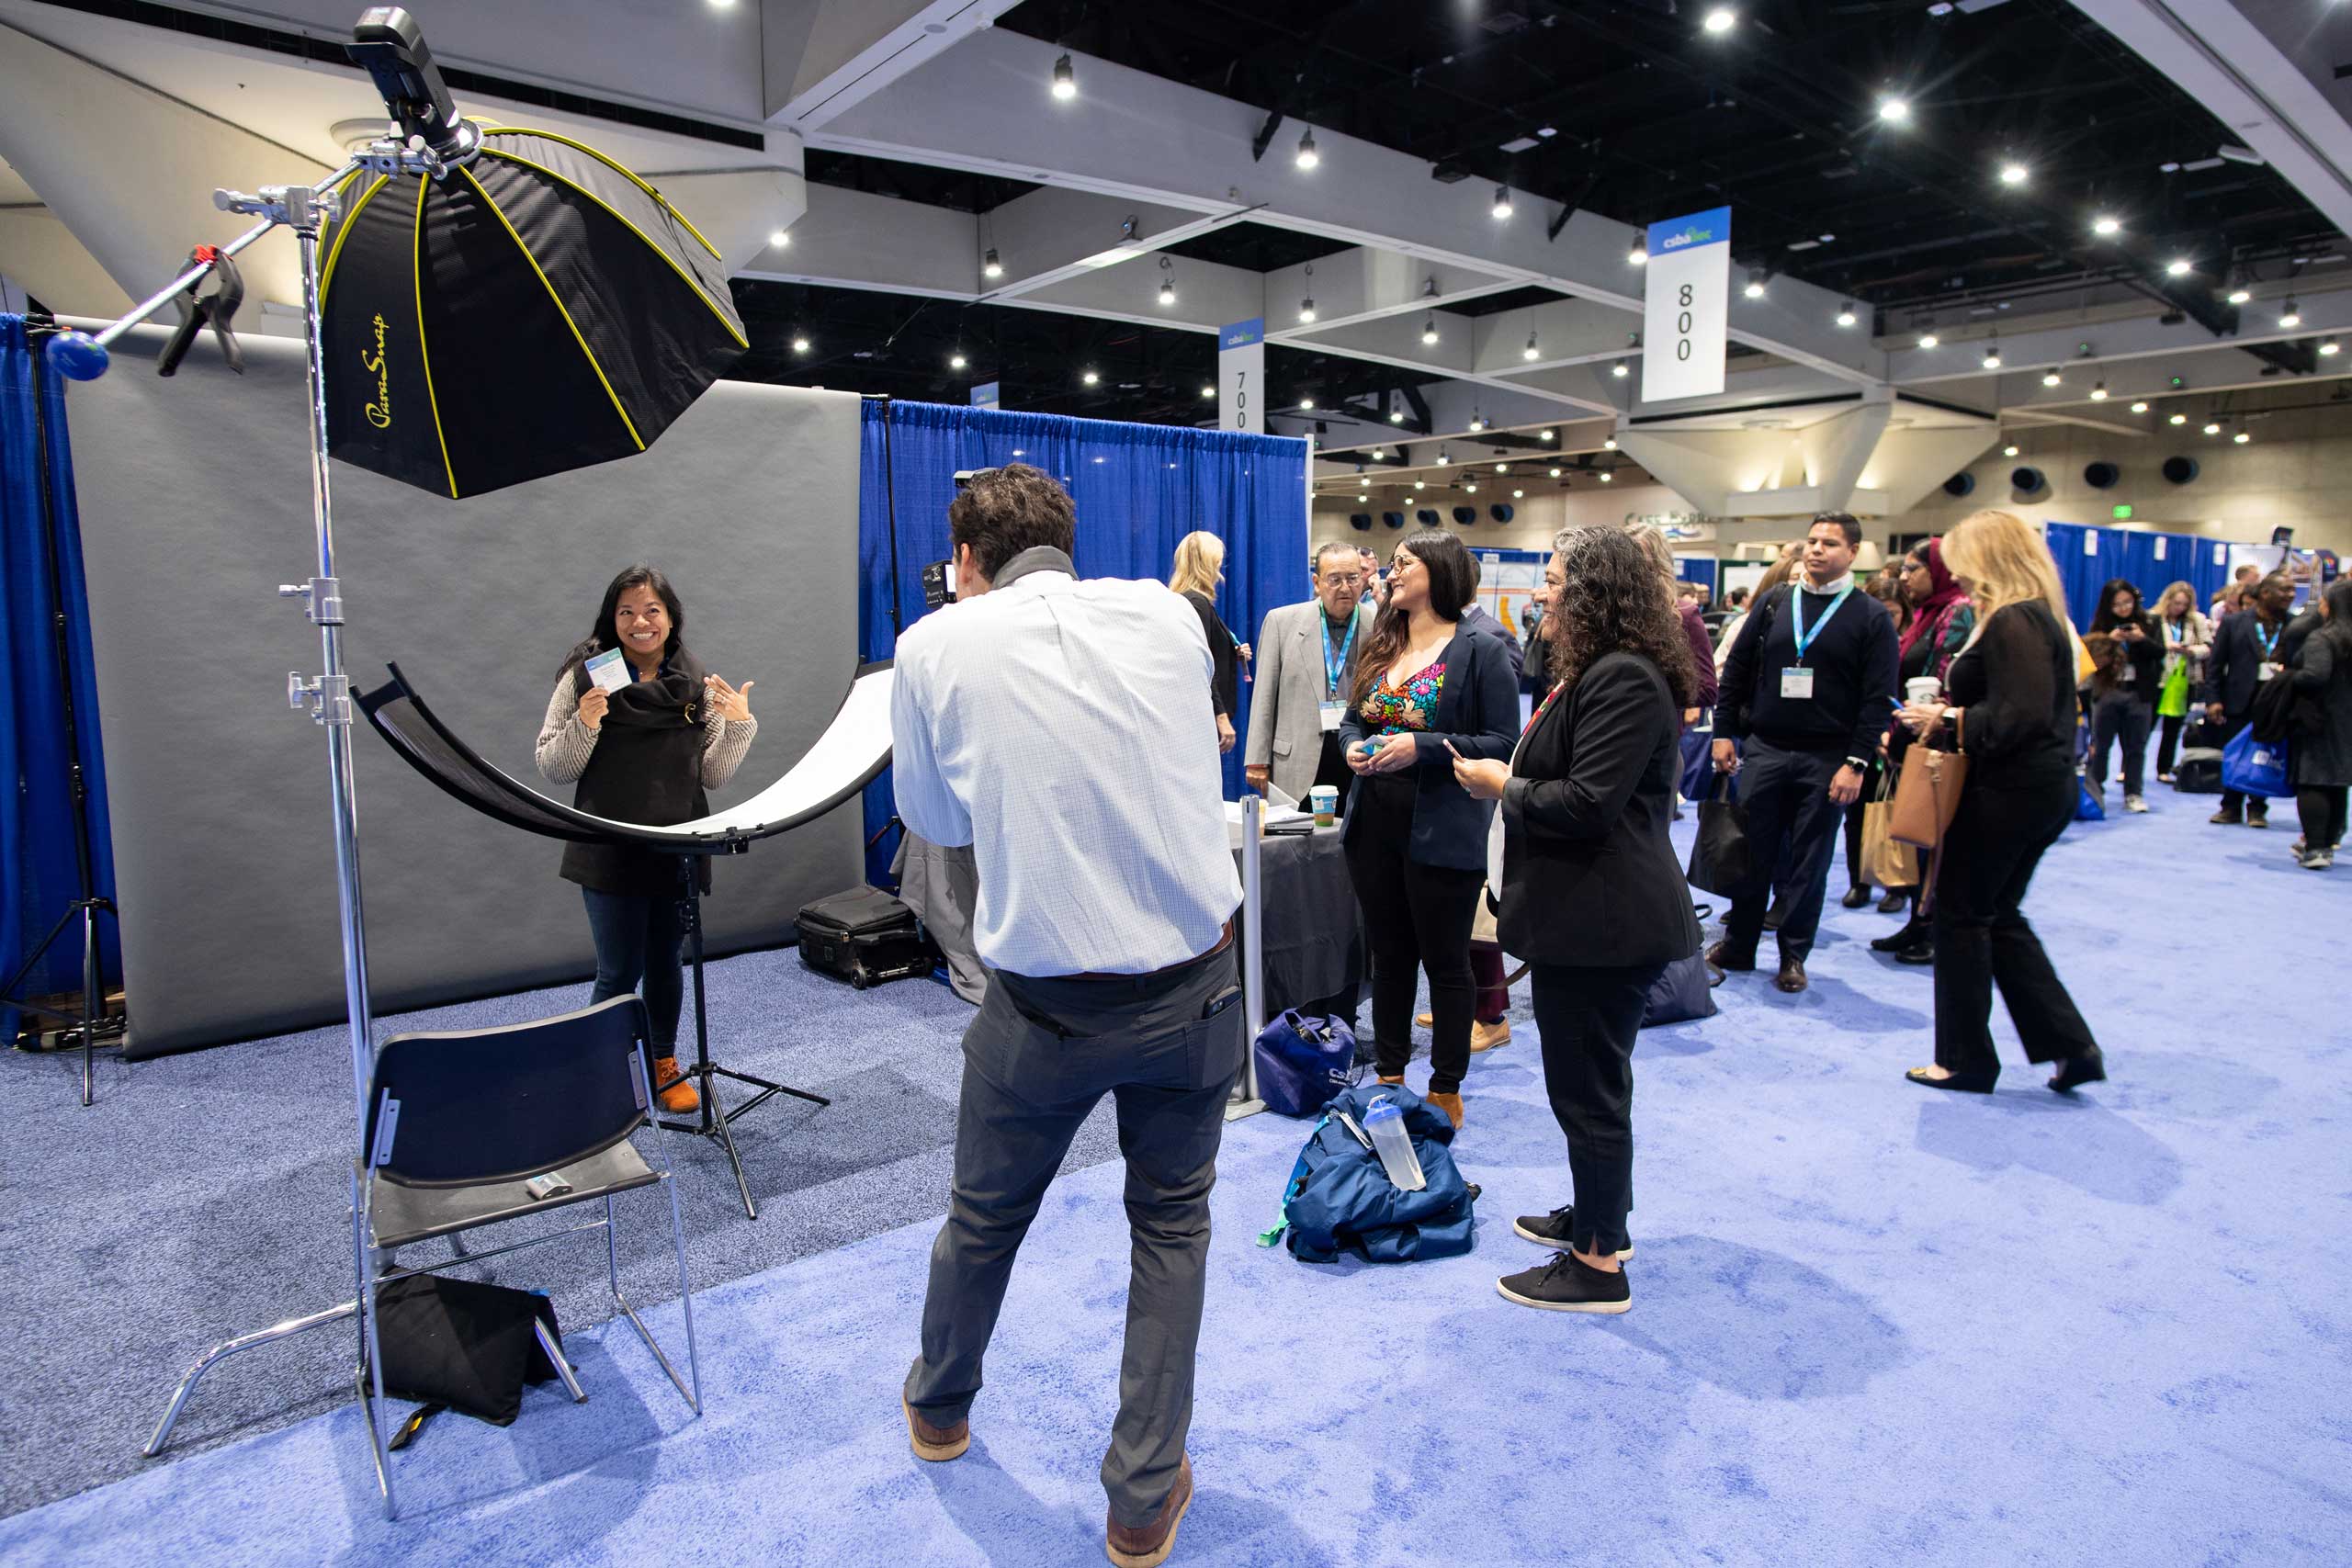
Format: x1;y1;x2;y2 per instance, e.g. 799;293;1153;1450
1642;208;1730;403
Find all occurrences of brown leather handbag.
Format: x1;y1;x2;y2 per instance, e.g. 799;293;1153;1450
1890;745;1968;848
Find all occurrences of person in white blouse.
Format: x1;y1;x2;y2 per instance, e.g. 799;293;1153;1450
888;464;1242;1568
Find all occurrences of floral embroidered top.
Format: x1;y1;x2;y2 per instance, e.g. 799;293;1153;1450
1360;660;1447;736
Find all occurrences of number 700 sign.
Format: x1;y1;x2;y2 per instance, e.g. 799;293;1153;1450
1642;208;1729;404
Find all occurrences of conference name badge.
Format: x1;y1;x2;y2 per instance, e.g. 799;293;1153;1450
2258;661;2279;682
1320;702;1346;733
1781;667;1816;700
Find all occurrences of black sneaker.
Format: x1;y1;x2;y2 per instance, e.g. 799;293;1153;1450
1497;1252;1632;1314
1511;1203;1634;1259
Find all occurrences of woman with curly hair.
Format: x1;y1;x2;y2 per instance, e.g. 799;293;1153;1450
1453;526;1700;1314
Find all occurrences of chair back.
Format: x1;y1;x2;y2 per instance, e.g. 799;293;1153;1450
365;996;650;1187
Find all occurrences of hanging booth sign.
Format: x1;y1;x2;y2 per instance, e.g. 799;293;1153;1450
1220;317;1265;434
1642;207;1731;404
969;380;1000;408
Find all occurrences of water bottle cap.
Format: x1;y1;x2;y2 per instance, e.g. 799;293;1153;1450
1363;1098;1399;1123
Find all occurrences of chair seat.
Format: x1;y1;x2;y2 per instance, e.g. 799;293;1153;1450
370;1137;660;1250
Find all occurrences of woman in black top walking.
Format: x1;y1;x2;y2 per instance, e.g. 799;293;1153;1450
1338;530;1519;1130
536;566;759;1112
2086;579;2163;813
1895;512;2104;1094
2290;579;2352;869
1453;527;1700;1314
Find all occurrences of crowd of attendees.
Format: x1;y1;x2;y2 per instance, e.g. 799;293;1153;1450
1208;512;2351;1311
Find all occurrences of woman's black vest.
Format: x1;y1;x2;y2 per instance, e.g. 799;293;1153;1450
558;650;715;897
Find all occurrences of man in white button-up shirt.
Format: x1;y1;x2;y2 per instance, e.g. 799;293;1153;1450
891;464;1243;1566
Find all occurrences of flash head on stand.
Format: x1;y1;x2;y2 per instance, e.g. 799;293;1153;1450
349;7;481;168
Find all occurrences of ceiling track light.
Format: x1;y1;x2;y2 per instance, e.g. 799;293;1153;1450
1703;6;1736;34
1878;97;1910;124
948;348;967;369
1918;332;1939;349
2323;338;2342;357
1298;260;1316;323
1744;268;1768;299
1540;428;1555;441
2002;444;2020;457
2278;298;2301;328
2041;369;2063;388
1998;161;2029;186
982;246;1002;279
1981;339;2001;369
2169;412;2188;425
1524;332;1541;361
1603;436;1618;450
768;227;789;249
1158;254;1177;307
2130;400;2150;413
1421;314;1441;345
2203;420;2222;435
1051;51;1076;100
1295;128;1319;170
2233;428;2251;444
790;333;810;355
2165;257;2193;277
2227;284;2253;305
1836;302;1858;328
2092;214;2121;237
1436;449;1452;466
1493;184;1513;220
1081;368;1099;386
1628;243;1648;266
1611;357;1628;377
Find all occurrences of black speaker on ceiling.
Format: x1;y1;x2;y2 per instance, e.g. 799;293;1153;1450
1416;509;1441;527
1382;511;1406;529
1489;503;1514;524
2010;466;2046;494
2084;461;2120;490
1942;472;1976;497
1452;505;1477;525
1349;513;1373;532
2162;456;2199;485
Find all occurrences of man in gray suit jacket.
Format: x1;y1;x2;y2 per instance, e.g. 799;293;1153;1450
1245;542;1374;809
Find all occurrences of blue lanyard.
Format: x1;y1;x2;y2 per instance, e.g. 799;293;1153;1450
1323;613;1358;697
1789;585;1853;665
2253;620;2279;659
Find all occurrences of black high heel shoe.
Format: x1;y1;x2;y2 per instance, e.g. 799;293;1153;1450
2047;1047;2107;1094
1905;1066;1997;1094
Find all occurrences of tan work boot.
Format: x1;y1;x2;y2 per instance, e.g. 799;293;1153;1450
1415;1010;1434;1028
650;1056;699;1114
902;1393;969;1462
1426;1091;1465;1129
1470;1020;1511;1053
1106;1456;1193;1568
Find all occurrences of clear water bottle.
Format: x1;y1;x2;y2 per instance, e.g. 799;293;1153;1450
1362;1095;1426;1191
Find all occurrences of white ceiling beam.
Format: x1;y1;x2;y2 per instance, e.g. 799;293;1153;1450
1010;253;1264;336
739;182;977;298
1468;299;1642;377
763;0;1005;130
1885;285;2352;384
979;186;1238;300
813;30;1882;384
1262;253;1525;338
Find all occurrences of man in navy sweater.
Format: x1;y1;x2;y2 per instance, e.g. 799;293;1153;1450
1710;514;1901;993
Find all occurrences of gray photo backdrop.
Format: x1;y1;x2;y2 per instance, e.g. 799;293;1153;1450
66;327;862;1055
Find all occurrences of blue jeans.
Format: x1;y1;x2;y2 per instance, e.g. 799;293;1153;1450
582;888;685;1052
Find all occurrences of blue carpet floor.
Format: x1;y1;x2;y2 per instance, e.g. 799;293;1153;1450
3;773;2348;1565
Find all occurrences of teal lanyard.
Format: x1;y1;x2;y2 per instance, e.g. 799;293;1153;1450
1789;585;1853;665
1323;614;1358;697
2253;620;2279;660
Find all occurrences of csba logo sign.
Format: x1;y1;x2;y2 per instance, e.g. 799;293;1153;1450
1657;220;1721;253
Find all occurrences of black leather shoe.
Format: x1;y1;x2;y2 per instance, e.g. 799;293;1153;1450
2048;1046;2107;1093
1878;888;1910;914
1871;920;1928;953
1894;942;1935;965
1774;955;1808;993
1706;940;1755;973
1762;902;1787;932
1906;1066;1997;1093
1841;885;1872;909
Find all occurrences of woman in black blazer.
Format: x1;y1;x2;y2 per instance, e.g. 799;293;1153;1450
1454;526;1700;1314
1338;529;1520;1129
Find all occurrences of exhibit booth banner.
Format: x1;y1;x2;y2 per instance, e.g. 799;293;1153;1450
857;400;1308;880
64;328;863;1056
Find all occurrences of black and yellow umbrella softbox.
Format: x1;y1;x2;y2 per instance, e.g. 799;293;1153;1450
318;127;747;499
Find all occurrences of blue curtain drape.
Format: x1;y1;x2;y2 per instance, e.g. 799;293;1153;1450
1;316;119;1040
856;400;1308;884
2045;521;2245;626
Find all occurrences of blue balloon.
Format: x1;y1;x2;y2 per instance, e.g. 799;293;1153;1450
46;331;110;380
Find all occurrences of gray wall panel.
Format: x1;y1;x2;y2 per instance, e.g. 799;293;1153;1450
66;327;861;1055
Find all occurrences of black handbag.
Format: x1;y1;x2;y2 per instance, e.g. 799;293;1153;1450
1642;950;1719;1028
1685;774;1751;896
367;1273;565;1429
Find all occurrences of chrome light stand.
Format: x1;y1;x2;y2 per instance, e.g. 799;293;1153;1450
59;125;480;1519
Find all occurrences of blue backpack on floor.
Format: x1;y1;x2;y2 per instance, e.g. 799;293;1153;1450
1259;1084;1476;1264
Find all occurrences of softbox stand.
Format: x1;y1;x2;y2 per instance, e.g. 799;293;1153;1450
60;149;438;1519
3;318;123;1105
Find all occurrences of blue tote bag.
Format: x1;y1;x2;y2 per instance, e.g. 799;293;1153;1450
2220;725;2290;799
1250;1010;1358;1118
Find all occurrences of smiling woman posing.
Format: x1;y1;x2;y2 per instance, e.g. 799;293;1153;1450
536;565;758;1113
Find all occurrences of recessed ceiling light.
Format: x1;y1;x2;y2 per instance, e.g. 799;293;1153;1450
1081;368;1099;385
948;350;967;369
2092;214;2121;237
1703;7;1736;34
1998;162;2029;186
1878;97;1910;123
791;333;810;354
1200;385;1214;399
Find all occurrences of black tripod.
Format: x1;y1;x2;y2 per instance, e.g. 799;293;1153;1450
4;318;122;1106
650;850;828;1220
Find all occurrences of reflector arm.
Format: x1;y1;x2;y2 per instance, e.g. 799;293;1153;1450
456;166;646;454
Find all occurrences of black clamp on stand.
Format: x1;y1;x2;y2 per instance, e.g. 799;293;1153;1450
656;837;829;1221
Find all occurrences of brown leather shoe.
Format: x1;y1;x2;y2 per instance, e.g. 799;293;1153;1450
1415;1010;1434;1028
1426;1091;1465;1129
1773;956;1809;994
1706;940;1754;973
901;1393;968;1462
1470;1019;1511;1053
651;1056;700;1114
1106;1456;1193;1568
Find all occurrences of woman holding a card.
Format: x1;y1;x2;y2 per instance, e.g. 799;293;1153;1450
535;565;758;1112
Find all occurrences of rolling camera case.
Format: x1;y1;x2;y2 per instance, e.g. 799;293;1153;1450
795;885;939;990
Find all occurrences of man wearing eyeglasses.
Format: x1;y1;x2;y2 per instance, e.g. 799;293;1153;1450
1244;541;1376;813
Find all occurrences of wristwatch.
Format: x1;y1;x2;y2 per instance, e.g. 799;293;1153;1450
1844;755;1870;772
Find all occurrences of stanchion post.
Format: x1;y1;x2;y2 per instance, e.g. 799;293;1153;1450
1227;793;1267;1121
